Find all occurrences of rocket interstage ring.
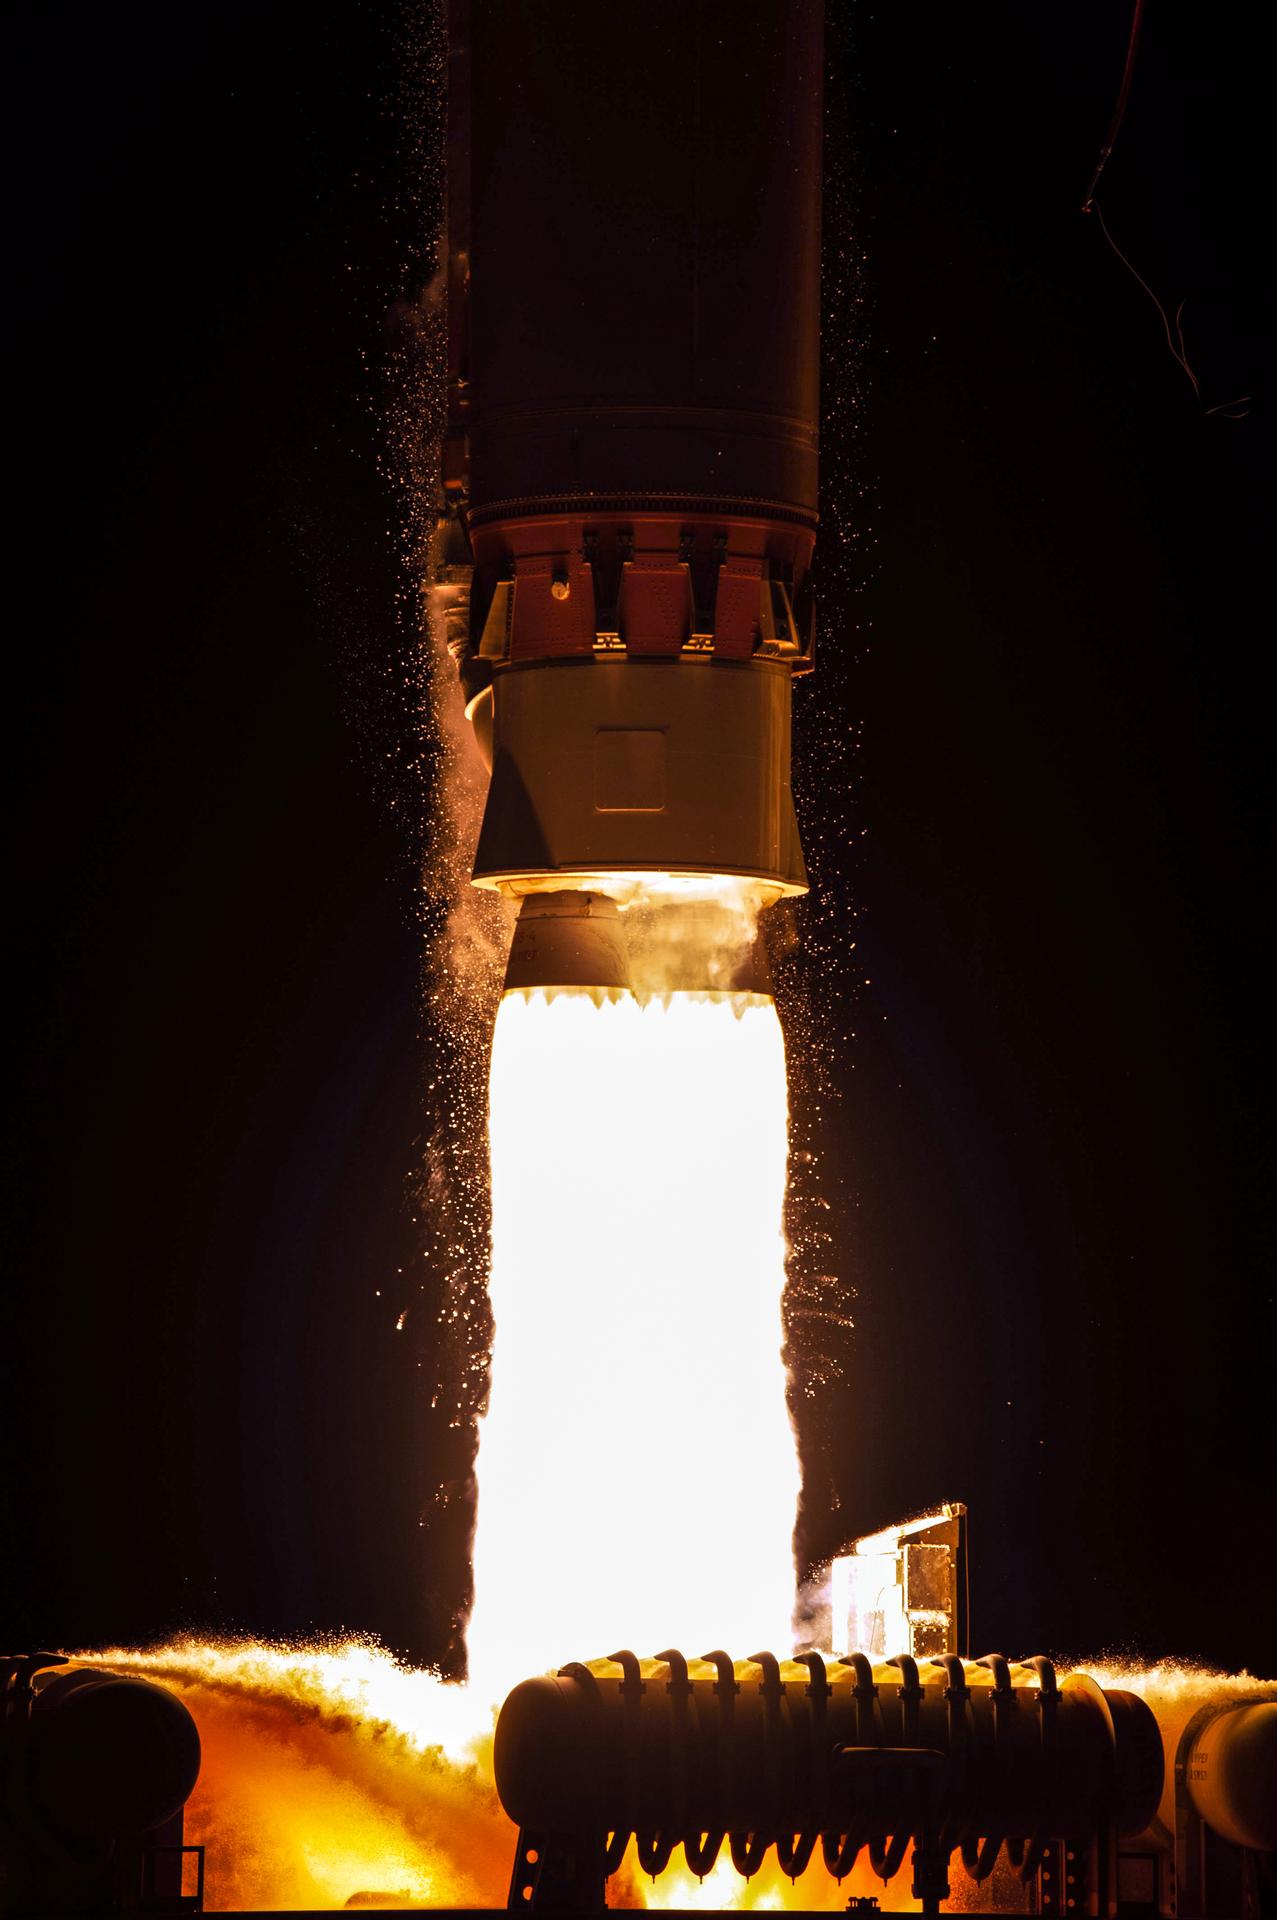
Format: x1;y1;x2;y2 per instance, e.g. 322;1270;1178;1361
493;1651;1164;1885
465;509;816;672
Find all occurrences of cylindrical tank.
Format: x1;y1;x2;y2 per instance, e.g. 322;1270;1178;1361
453;0;824;912
1183;1702;1277;1852
494;1651;1162;1868
29;1667;202;1839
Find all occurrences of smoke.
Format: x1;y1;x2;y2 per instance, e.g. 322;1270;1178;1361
374;4;511;1661
618;881;770;996
406;562;513;1665
421;565;515;1006
792;1564;835;1654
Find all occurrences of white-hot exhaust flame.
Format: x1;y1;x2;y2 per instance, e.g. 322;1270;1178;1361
467;987;800;1702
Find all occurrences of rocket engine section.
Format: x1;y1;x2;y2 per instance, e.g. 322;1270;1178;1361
442;0;823;946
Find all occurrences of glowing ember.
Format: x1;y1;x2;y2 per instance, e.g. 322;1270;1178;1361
467;985;801;1703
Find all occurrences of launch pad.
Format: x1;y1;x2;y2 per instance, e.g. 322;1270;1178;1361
5;1623;1275;1917
494;1649;1277;1917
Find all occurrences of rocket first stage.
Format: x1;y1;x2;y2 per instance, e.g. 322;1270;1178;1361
437;0;823;987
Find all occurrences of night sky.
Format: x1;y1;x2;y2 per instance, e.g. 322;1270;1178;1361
6;3;1271;1679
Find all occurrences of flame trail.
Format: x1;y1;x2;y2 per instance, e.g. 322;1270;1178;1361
466;985;801;1703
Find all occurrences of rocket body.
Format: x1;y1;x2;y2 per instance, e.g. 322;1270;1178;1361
448;1;824;922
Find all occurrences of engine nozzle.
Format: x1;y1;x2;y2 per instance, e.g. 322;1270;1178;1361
502;891;633;996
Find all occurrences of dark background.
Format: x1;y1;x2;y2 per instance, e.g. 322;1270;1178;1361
5;3;1271;1674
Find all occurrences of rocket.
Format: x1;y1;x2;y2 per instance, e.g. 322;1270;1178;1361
438;0;824;991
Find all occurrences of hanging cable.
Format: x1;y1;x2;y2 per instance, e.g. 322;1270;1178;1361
1081;0;1250;418
1081;0;1147;215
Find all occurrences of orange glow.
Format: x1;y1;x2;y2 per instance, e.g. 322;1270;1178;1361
466;986;800;1703
619;1849;914;1912
77;1638;908;1911
74;1640;1277;1910
74;1640;506;1912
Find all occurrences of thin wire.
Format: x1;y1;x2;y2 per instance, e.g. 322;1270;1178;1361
1082;0;1147;214
1095;205;1198;396
1093;205;1251;419
1082;0;1251;419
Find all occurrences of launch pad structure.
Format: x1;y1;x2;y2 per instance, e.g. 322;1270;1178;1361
5;1615;1275;1916
5;1508;1275;1916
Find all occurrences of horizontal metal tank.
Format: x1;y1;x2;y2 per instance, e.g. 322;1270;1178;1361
1;1654;203;1915
494;1649;1163;1895
1182;1699;1277;1853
